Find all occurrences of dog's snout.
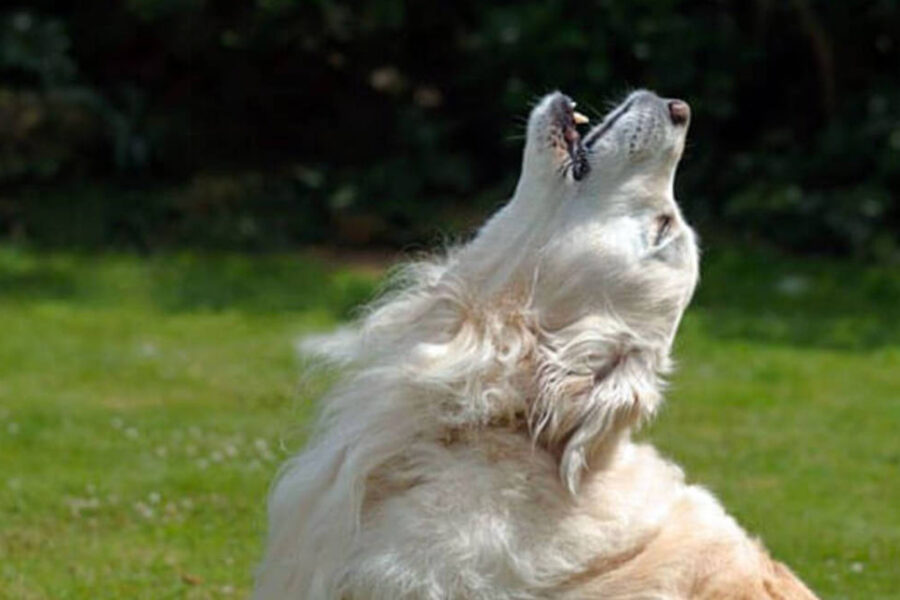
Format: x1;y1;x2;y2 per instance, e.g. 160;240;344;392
668;100;690;125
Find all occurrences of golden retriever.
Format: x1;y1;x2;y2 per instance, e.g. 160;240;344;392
254;90;819;599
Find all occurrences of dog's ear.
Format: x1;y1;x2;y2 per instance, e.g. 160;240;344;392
531;319;668;493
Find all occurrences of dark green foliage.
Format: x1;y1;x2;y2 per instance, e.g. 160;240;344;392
0;2;898;256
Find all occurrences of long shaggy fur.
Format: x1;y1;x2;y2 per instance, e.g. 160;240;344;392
254;91;819;599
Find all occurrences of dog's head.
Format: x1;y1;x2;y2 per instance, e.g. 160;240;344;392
522;90;698;339
463;91;699;489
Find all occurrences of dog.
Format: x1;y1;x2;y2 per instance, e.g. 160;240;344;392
254;90;819;599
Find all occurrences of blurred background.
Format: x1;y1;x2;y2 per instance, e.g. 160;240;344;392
2;0;899;254
1;2;898;599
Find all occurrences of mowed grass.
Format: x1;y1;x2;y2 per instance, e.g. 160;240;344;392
1;245;898;599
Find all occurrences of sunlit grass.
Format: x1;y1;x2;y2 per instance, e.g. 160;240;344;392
0;245;898;598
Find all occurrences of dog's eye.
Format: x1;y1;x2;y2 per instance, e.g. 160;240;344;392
654;214;673;246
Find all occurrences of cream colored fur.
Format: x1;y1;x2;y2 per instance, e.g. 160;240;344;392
254;90;819;599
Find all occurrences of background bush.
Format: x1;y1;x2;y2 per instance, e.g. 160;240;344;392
1;1;898;257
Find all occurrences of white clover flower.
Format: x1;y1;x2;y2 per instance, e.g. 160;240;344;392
133;501;154;520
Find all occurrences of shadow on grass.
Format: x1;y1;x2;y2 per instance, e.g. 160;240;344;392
146;253;376;318
0;261;80;302
0;247;379;320
1;244;898;350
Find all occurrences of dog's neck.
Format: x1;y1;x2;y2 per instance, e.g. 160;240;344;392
410;219;669;491
452;183;563;299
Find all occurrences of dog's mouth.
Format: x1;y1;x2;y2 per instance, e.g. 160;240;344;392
549;91;690;182
582;98;635;149
549;95;591;181
550;94;636;181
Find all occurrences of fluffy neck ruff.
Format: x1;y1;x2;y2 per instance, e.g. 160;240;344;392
326;231;670;493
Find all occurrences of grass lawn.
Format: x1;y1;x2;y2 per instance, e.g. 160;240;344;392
1;245;898;598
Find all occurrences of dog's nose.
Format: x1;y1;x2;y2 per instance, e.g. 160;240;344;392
668;100;690;125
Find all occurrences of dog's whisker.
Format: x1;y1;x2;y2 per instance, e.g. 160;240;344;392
582;100;606;120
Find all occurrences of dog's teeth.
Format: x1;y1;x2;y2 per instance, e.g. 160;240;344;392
573;111;589;125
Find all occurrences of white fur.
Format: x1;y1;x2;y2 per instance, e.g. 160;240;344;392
254;91;818;599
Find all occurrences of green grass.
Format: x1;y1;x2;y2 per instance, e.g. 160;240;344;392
1;245;898;599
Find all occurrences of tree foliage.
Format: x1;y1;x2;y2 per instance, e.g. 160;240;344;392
1;1;898;256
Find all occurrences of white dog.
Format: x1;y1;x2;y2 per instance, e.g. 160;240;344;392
254;90;819;599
